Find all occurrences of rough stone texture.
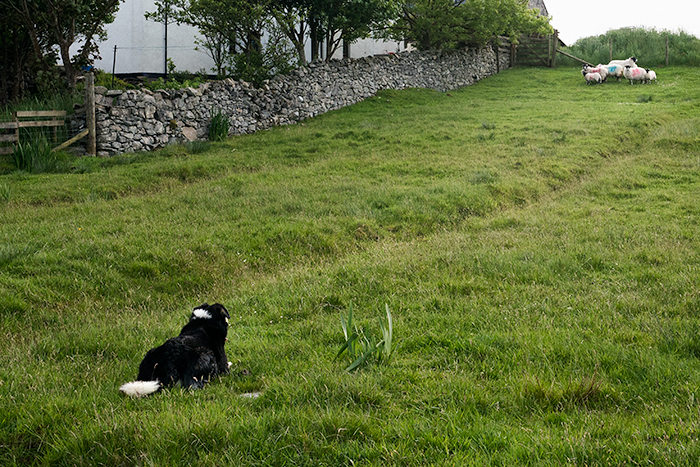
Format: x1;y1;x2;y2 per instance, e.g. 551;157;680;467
93;46;510;156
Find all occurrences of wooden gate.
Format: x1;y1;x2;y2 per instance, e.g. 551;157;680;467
0;111;67;155
514;31;559;67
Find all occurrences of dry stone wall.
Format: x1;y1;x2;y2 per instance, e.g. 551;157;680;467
94;46;509;156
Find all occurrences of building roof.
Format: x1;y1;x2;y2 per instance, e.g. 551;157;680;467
527;0;548;17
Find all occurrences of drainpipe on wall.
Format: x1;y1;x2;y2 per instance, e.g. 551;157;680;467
164;6;168;79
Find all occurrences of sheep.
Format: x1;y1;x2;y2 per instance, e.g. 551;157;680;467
608;57;637;68
623;65;647;84
582;64;608;82
646;69;657;83
600;63;624;81
584;72;603;85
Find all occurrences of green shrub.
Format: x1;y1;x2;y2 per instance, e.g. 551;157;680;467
94;69;134;90
208;109;230;142
559;27;700;67
336;303;394;372
143;75;206;92
12;141;73;174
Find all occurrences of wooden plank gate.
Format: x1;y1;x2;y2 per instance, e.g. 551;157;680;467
0;72;96;156
514;31;560;67
0;110;67;155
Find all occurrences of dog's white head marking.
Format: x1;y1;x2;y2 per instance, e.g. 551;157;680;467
193;308;212;319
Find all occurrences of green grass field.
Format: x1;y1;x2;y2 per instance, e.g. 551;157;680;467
2;66;700;465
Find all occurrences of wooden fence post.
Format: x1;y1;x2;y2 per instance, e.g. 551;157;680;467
551;30;558;67
494;40;500;73
86;72;96;156
666;36;669;67
13;112;19;147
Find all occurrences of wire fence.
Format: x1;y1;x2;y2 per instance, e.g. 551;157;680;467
0;75;95;158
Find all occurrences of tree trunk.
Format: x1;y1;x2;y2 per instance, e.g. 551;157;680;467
15;0;52;74
310;21;319;61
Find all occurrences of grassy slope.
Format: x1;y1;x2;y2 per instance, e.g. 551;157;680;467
2;66;700;465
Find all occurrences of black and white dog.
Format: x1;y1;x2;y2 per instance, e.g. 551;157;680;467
120;303;232;397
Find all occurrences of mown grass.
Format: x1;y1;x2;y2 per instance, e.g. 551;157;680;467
2;66;700;465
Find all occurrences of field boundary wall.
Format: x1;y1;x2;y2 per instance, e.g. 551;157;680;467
91;46;510;156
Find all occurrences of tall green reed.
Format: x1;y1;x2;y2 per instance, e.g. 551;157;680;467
336;303;394;372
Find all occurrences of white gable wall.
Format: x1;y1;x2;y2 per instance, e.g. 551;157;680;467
92;0;410;74
93;0;215;74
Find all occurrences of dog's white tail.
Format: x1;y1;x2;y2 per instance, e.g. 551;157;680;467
119;380;161;397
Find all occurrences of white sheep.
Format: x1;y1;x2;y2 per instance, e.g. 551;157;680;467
584;72;603;85
582;64;608;82
608;57;637;68
645;69;657;83
623;65;647;84
600;63;624;81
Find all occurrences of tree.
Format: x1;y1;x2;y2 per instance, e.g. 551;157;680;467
307;0;398;61
149;0;270;76
2;0;123;87
390;0;552;51
0;12;34;103
269;0;312;64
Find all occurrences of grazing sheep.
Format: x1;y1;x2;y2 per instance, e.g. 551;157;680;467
646;69;657;83
601;63;624;81
608;57;637;68
602;58;637;81
582;65;608;82
584;72;603;85
623;65;647;84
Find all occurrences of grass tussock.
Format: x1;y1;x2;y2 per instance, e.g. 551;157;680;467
2;67;700;465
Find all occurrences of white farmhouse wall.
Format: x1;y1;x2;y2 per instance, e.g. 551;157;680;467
92;0;411;74
93;0;215;74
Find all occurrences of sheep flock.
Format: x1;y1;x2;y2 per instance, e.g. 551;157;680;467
581;57;657;85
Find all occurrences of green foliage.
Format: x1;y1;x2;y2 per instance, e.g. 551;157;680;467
390;0;552;50
186;140;212;153
559;27;700;67
13;141;53;173
0;183;9;203
226;28;297;86
310;0;399;59
0;0;123;87
11;141;76;174
336;303;394;371
142;75;207;91
93;69;134;90
208;109;230;142
0;90;81;122
229;50;269;86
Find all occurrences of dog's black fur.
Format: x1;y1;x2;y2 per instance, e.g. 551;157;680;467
120;303;231;397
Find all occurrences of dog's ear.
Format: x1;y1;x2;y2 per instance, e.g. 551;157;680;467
217;304;230;317
196;303;210;310
212;303;230;322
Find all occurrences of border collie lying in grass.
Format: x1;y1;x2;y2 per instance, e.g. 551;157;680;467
120;303;231;397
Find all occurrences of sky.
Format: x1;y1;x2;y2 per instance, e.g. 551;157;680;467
543;0;700;46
